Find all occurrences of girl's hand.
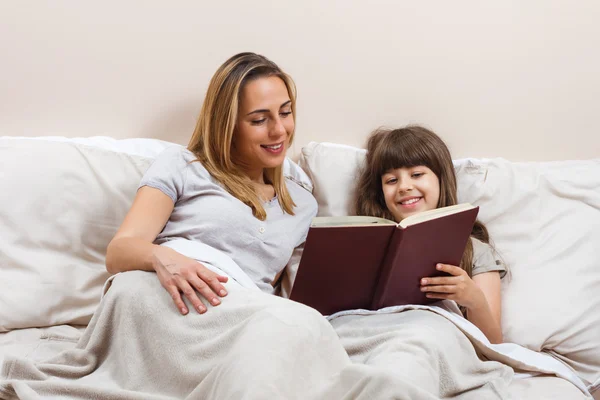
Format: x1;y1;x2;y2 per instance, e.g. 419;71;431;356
152;247;229;315
420;263;485;310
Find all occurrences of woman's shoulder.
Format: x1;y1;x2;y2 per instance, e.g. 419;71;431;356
284;163;314;199
283;159;313;192
154;145;195;163
283;161;317;214
154;145;212;176
140;146;215;199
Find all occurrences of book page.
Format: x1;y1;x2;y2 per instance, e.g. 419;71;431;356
398;203;475;228
311;215;397;227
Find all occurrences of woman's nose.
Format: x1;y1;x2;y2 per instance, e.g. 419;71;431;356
270;117;286;138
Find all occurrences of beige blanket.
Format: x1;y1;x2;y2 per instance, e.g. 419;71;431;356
324;310;513;399
0;270;517;400
0;240;586;399
1;270;350;399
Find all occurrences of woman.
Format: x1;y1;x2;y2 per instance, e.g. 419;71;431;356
0;52;350;400
106;52;318;312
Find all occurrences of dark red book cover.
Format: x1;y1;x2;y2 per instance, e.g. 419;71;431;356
290;224;395;316
290;205;479;316
371;206;479;309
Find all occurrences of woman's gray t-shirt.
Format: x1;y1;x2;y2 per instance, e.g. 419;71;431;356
139;146;318;293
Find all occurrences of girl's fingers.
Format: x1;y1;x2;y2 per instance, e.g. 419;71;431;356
425;293;451;300
435;263;464;276
421;276;457;286
421;285;455;294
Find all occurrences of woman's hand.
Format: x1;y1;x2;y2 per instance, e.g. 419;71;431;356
420;263;485;310
152;246;229;315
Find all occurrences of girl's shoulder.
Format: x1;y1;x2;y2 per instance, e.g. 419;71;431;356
471;237;507;279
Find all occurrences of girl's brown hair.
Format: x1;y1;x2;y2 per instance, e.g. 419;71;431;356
355;125;489;277
188;52;297;220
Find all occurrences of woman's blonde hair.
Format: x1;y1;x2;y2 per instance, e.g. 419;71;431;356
355;125;490;277
188;52;297;220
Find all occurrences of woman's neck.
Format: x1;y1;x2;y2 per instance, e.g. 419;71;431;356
240;166;266;184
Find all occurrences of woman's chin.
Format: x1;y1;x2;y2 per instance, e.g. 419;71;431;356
261;155;286;169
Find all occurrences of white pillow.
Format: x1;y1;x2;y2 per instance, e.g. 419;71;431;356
0;136;311;331
1;135;177;158
298;142;365;216
299;141;600;386
455;157;600;387
0;138;156;331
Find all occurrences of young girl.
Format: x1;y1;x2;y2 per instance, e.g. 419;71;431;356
355;125;507;343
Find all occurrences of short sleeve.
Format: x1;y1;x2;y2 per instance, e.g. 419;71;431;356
284;158;313;193
138;146;189;203
471;238;507;279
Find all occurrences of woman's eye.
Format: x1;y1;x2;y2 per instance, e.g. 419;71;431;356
280;111;292;118
251;119;266;125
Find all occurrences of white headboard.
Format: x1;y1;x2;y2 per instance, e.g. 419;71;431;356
1;1;598;161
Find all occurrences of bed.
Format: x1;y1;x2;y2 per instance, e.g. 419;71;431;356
0;136;598;399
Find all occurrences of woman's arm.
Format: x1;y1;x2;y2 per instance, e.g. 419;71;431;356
106;186;174;273
106;186;228;314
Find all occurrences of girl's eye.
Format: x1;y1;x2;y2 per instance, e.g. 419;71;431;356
385;178;397;184
412;172;424;178
280;111;292;118
251;118;266;125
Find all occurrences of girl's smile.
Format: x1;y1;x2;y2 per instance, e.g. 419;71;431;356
381;166;440;222
398;196;422;207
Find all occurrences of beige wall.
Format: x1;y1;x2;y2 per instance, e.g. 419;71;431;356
1;1;598;161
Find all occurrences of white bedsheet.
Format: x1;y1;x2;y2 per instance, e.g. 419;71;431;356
0;325;83;367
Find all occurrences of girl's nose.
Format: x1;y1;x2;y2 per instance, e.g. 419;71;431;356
398;179;413;192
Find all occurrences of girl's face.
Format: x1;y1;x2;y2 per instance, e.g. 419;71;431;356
381;166;440;222
233;76;294;181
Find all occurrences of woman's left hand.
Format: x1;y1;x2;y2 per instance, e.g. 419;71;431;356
420;264;484;310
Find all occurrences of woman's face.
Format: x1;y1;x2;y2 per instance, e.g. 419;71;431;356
233;76;293;180
381;165;440;222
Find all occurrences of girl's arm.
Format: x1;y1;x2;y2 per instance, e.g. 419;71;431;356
466;271;502;343
420;265;503;343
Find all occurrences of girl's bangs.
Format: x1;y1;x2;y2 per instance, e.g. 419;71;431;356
374;136;433;174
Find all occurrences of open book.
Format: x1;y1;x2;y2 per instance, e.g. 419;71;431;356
289;203;479;315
